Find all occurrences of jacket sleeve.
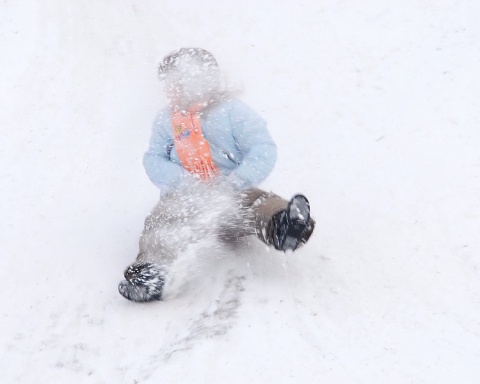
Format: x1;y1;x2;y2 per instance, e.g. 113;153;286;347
228;100;277;189
143;111;185;189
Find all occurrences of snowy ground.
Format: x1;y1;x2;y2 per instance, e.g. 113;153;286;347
1;1;480;383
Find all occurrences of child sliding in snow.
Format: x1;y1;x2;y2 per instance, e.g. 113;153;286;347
119;48;315;302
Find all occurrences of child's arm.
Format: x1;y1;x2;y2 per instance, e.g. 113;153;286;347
228;100;277;189
143;110;185;190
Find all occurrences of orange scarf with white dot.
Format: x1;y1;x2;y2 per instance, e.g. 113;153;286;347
171;107;219;180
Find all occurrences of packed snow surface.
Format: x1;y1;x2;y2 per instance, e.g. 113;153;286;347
1;1;480;383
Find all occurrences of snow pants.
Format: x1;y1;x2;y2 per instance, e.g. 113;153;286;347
135;187;315;267
121;186;315;302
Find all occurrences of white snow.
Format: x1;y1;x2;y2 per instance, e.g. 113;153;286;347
1;1;480;383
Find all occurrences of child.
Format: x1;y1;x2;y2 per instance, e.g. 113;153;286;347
119;48;315;302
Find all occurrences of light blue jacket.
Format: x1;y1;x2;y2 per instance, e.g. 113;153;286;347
143;99;277;191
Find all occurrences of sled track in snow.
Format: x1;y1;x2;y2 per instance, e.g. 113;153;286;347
140;273;246;378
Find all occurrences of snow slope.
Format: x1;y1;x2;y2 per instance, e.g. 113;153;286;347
1;1;480;383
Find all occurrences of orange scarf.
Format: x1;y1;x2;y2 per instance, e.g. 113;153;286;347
171;108;219;180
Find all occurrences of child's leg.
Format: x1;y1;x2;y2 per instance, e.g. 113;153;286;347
118;195;181;303
242;188;315;251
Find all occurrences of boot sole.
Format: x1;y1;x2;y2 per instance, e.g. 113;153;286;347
282;195;310;251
